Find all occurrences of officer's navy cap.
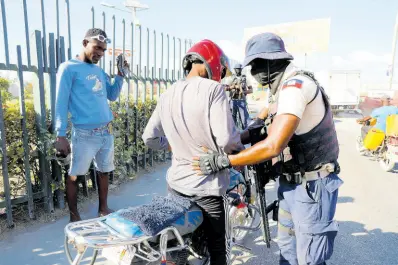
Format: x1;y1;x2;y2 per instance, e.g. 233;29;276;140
242;32;294;67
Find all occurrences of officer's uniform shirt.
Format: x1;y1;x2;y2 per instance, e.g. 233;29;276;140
275;63;326;135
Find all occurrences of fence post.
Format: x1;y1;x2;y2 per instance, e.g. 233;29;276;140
17;46;35;219
65;0;72;60
91;6;95;28
112;15;116;76
40;0;48;72
173;36;176;81
56;0;60;67
34;30;53;213
102;12;106;71
167;34;169;80
23;0;31;68
48;33;64;209
0;85;13;227
0;0;10;67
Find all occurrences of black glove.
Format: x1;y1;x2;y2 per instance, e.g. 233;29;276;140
196;151;232;175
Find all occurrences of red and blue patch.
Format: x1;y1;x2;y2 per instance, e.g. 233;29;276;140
282;79;303;89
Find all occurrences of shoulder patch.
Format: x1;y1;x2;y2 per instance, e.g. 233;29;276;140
282;79;303;89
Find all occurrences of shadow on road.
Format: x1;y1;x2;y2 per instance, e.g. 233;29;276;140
337;196;355;204
332;221;398;265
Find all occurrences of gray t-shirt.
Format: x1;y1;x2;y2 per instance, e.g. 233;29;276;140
142;76;244;197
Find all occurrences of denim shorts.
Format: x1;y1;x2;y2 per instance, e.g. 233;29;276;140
69;127;115;176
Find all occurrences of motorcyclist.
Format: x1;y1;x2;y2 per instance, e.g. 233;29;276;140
224;63;253;130
192;33;343;265
357;95;398;140
142;39;244;265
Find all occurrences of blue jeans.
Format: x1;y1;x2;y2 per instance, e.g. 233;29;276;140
230;99;250;130
69;127;115;176
277;173;343;265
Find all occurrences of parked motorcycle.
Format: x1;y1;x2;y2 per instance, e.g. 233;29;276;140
356;114;398;172
64;166;267;265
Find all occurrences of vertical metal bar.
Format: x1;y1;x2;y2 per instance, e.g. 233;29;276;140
60;36;66;63
17;46;35;219
154;30;159;100
173;37;176;80
189;39;192;48
154;30;156;80
112;15;116;76
40;0;48;71
22;0;31;68
151;67;154;101
185;39;187;53
91;6;95;28
0;0;9;67
34;30;53;213
49;34;57;130
147;28;150;81
131;22;134;78
122;19;126;104
178;38;181;79
161;33;164;79
0;83;13;227
136;65;139;103
130;22;134;100
167;34;169;80
49;34;64;209
102;12;106;71
65;0;72;59
139;26;142;77
122;19;126;57
56;0;60;67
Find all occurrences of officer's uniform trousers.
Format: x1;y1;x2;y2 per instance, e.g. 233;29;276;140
277;170;343;265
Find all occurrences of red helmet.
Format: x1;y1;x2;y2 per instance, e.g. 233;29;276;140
182;39;230;82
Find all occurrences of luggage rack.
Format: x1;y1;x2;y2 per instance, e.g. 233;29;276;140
64;217;187;265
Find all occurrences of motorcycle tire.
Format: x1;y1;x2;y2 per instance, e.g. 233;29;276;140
379;158;395;172
356;136;366;156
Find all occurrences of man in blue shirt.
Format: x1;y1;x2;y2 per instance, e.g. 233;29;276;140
54;28;127;222
357;95;398;139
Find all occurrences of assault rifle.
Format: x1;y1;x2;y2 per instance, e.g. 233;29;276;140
247;123;279;248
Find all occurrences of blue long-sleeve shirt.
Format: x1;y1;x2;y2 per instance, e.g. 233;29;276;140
55;59;124;136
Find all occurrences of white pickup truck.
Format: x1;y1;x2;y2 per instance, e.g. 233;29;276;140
317;70;361;113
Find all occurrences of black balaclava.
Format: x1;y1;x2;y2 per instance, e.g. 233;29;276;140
235;68;242;76
250;59;290;95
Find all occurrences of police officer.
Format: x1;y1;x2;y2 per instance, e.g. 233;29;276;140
192;33;343;265
225;63;253;130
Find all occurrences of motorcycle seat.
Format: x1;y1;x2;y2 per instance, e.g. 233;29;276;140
103;196;203;239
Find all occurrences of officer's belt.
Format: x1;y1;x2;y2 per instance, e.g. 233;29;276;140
281;163;336;184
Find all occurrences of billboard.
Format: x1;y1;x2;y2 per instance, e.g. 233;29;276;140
243;18;331;54
108;48;133;59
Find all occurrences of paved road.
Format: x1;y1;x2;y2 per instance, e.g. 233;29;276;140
1;115;398;265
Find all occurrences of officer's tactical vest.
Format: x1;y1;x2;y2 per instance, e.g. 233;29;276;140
230;75;246;100
268;70;339;173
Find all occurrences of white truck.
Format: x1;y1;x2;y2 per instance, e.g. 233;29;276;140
316;70;361;113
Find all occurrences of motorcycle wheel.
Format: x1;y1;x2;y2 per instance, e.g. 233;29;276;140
229;203;256;243
379;157;395;172
356;136;366;155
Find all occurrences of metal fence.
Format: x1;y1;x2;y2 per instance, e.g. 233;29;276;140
0;0;194;227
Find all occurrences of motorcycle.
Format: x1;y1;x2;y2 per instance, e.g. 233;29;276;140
64;165;268;265
356;114;398;172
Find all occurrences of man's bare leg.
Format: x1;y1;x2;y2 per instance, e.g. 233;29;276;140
66;175;82;222
97;171;113;216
